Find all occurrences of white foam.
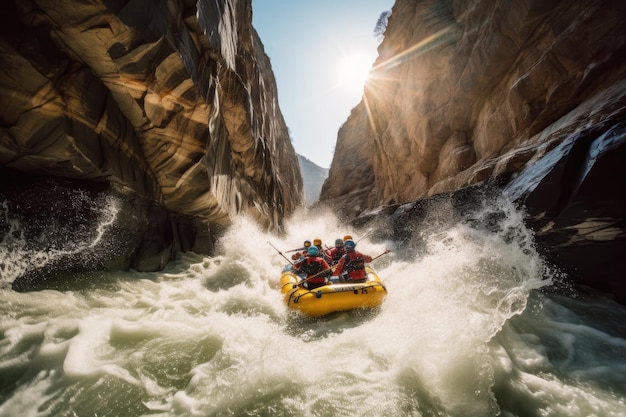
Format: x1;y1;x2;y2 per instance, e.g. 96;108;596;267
0;200;624;416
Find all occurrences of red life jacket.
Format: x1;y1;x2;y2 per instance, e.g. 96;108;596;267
336;251;371;281
328;247;346;264
296;256;329;284
291;249;308;261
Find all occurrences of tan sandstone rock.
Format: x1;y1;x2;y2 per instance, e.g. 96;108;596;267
321;0;626;218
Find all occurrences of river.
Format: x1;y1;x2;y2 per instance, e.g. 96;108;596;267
1;198;625;416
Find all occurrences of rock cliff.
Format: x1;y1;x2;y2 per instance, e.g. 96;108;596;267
321;0;626;302
0;0;302;280
297;155;328;206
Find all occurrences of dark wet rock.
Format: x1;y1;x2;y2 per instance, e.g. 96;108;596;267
505;122;626;303
0;0;302;286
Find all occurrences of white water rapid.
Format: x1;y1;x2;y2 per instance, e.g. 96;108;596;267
1;199;625;417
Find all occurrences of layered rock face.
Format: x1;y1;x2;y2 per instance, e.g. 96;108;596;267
0;0;302;279
297;155;329;206
321;0;626;302
323;0;626;210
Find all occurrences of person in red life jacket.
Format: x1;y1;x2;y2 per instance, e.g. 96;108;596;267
332;239;373;283
327;238;346;265
293;246;331;290
291;240;312;262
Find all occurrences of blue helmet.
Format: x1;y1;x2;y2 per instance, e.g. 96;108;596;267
344;239;356;250
307;246;319;256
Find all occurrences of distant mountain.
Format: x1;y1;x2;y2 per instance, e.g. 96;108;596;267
297;155;329;206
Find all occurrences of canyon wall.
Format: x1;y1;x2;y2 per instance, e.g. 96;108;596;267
0;0;302;280
321;0;626;302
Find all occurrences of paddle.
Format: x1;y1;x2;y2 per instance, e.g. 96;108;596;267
355;229;374;243
371;249;391;261
295;264;338;287
285;246;306;253
267;241;295;266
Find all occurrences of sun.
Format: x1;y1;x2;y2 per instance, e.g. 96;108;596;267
334;52;372;93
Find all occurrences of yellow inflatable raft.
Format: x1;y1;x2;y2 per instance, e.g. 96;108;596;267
279;265;387;317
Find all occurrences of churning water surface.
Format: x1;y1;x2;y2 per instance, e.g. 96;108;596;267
1;199;625;417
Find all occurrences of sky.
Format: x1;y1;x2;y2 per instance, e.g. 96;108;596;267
252;0;395;168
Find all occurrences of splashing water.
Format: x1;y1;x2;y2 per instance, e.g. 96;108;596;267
0;198;625;417
0;194;119;287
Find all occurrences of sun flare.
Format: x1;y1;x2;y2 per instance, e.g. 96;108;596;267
335;52;372;93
